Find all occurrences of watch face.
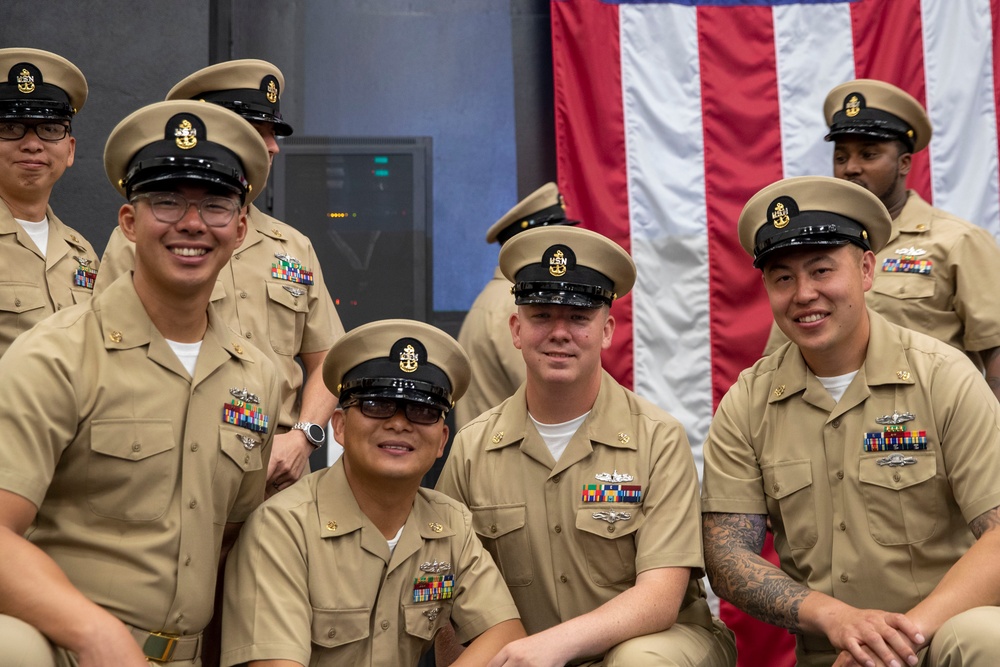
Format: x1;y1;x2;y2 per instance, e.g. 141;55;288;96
305;423;326;444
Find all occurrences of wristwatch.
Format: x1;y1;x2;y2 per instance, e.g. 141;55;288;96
292;421;326;448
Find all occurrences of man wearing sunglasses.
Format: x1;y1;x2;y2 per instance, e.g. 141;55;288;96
437;227;736;666
96;60;344;496
0;48;100;358
0;100;278;665
222;319;525;667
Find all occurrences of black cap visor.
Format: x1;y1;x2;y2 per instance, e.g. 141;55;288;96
513;281;613;308
340;377;452;411
753;211;871;268
826;108;915;152
124;148;248;202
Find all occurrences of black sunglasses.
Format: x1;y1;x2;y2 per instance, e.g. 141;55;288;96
342;397;444;425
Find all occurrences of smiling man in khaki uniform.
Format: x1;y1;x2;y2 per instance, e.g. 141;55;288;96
0;100;278;665
762;80;1000;401
455;182;578;427
0;48;99;358
222;319;524;667
96;60;343;493
437;226;735;666
703;176;1000;667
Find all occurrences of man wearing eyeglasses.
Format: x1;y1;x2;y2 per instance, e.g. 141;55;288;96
0;48;99;358
222;319;525;667
0;100;279;665
95;60;343;496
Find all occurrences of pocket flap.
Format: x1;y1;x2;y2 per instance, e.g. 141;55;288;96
859;452;937;490
762;460;813;500
91;419;174;461
575;506;644;538
267;281;309;313
0;282;46;314
311;607;370;648
471;505;525;539
871;274;935;300
402;602;452;641
219;425;264;472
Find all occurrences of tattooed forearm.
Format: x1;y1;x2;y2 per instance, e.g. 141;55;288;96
703;512;812;631
969;505;1000;539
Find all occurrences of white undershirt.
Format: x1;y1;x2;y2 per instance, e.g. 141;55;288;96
387;524;405;555
530;411;591;462
166;339;202;377
817;370;858;403
16;216;49;258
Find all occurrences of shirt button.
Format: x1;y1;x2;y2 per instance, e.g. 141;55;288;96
176;614;184;623
245;331;253;339
240;291;248;298
490;524;497;534
554;525;562;533
831;419;841;428
552;475;561;484
327;628;336;638
772;483;780;493
190;443;199;452
14;298;21;307
185;555;192;565
836;471;844;480
380;620;390;630
559;575;568;583
189;499;198;509
893;473;901;482
607;525;615;534
840;573;849;583
839;522;847;531
131;442;141;452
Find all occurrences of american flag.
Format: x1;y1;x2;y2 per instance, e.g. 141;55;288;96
551;0;1000;664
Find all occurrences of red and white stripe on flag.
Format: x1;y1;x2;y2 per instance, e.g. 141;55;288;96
552;1;1000;665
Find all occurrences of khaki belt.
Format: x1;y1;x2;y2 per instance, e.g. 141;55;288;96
127;625;201;663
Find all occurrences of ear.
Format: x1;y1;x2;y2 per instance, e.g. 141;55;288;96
435;423;450;459
119;203;138;243
234;206;248;248
898;150;912;178
509;310;523;351
601;311;616;350
65;136;76;168
331;409;347;446
861;250;876;292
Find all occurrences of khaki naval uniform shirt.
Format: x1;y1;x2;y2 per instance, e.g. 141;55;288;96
454;267;525;427
0;274;279;640
221;460;519;667
703;310;1000;660
437;371;713;643
0;201;98;357
763;192;1000;367
95;205;343;428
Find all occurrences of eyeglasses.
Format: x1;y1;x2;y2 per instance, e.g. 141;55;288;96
130;192;240;228
342;397;444;425
0;121;71;142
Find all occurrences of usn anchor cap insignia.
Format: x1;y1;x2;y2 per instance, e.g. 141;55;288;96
419;560;451;574
174;118;197;149
549;248;568;277
399;344;419;373
16;68;35;94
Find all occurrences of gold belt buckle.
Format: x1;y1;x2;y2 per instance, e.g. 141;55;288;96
143;631;178;662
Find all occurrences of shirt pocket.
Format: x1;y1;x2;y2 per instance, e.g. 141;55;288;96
266;281;307;356
0;282;46;328
310;607;370;664
871;273;936;300
575;507;644;586
859;451;941;545
402;600;454;642
212;425;266;521
470;504;532;587
88;419;176;521
762;460;817;550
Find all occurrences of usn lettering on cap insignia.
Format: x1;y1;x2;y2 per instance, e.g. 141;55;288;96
419;560;451;574
771;202;790;229
400;345;419;373
266;79;279;104
883;247;932;275
877;453;917;467
17;68;35;94
592;510;631;524
864;410;925;453
74;256;97;290
413;575;453;603
845;93;861;117
549;249;568;277
271;252;314;285
175;119;198;150
223;387;269;434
